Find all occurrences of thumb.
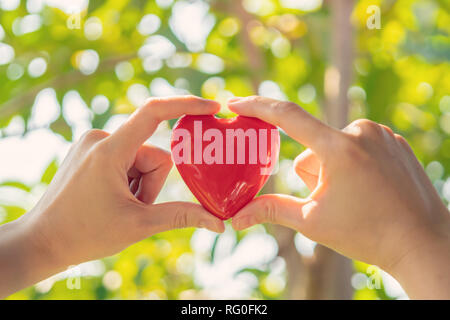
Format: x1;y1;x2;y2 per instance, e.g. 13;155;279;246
232;194;307;232
142;202;226;234
294;149;320;192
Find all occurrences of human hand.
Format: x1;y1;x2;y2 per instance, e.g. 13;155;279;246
228;96;450;299
0;96;224;297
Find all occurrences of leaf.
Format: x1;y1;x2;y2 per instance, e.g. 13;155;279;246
210;233;220;263
168;118;178;129
88;0;108;14
0;181;31;192
1;205;27;223
41;159;59;185
50;116;73;142
364;66;400;123
133;259;150;286
235;268;269;278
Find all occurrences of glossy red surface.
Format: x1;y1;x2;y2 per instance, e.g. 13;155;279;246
171;115;280;220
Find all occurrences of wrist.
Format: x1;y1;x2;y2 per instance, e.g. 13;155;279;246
0;213;67;298
22;208;70;272
386;214;450;299
0;209;71;297
0;219;28;298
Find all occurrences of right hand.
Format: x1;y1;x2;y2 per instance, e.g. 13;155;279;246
228;96;450;298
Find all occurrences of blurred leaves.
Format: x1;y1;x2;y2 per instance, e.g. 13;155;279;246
209;233;220;263
40;159;58;185
0;181;31;192
0;0;449;300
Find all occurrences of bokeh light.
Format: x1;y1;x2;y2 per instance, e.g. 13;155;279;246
0;0;447;301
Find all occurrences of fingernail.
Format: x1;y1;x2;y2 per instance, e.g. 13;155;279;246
198;97;218;104
215;221;225;233
202;220;219;232
228;103;243;112
228;97;243;104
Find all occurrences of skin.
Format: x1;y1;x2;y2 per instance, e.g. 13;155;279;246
1;94;448;300
229;96;450;300
0;96;225;299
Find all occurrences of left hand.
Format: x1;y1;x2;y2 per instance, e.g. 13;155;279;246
0;96;224;298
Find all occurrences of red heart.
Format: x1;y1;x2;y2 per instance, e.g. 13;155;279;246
170;115;280;220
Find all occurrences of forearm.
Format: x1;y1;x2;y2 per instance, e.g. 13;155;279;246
389;220;450;299
0;215;66;299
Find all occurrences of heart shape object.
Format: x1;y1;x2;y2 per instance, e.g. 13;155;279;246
171;115;280;220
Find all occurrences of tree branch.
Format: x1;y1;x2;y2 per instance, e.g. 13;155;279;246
305;0;355;299
0;54;136;122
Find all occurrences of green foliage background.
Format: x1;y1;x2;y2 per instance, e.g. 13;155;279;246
0;0;449;300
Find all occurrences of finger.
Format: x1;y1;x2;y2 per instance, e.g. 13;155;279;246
379;124;395;137
293;149;320;192
231;194;307;232
228;96;339;157
109;95;221;157
134;144;172;174
127;167;140;183
395;133;414;154
142;202;226;234
130;178;140;195
134;145;173;204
